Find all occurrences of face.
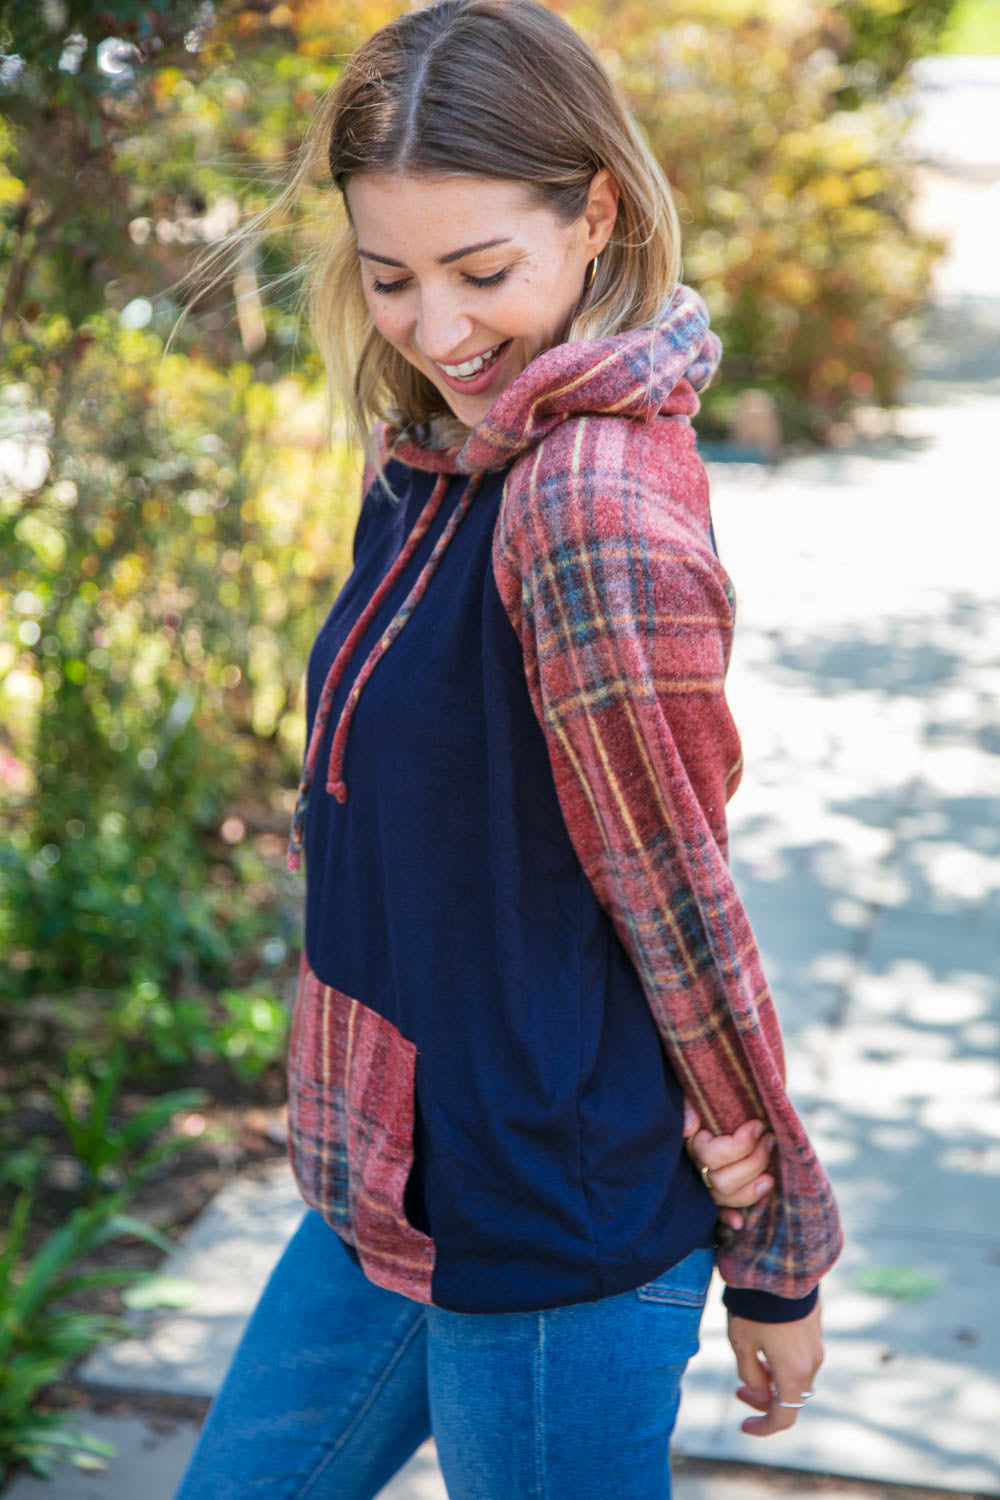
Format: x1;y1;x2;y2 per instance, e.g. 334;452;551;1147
345;171;619;429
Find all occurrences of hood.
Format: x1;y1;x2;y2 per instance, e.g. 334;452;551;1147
382;281;721;477
287;283;721;871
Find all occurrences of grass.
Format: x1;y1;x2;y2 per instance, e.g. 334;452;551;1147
937;0;1000;54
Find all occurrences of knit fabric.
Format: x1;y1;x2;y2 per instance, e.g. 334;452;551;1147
285;282;842;1307
491;413;841;1296
287;470;484;865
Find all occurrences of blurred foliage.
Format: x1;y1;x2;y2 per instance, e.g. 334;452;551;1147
938;0;1000;52
834;0;958;83
0;0;953;1007
0;0;359;1004
565;0;954;439
0;0;960;1474
0;1182;158;1480
48;1038;210;1191
0;1065;208;1483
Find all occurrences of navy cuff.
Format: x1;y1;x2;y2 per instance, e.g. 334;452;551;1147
722;1283;819;1323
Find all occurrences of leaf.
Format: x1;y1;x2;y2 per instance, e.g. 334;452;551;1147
49;1081;88;1159
48;1266;155;1299
33;1427;118;1458
0;1186;34;1296
91;1212;175;1256
90;1040;129;1144
121;1274;199;1310
2;1194;140;1336
856;1265;943;1301
115;1086;208;1153
68;1450;115;1471
8;1422;118;1469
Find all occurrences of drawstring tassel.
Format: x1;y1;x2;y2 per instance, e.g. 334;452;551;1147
286;471;450;871
324;471;483;802
286;471;482;872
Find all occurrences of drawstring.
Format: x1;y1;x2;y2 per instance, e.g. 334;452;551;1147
286;470;483;872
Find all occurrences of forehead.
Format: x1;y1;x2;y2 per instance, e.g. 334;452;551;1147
345;173;557;257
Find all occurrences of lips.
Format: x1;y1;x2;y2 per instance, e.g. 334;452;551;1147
431;339;513;396
438;342;506;379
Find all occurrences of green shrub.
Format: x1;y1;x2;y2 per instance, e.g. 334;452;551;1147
0;0;955;1013
570;0;954;443
48;1039;210;1194
0;1060;212;1482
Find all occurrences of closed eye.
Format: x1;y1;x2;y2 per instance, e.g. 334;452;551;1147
464;268;509;289
372;268;511;295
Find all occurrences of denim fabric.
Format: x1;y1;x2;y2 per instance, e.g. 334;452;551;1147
173;1208;713;1500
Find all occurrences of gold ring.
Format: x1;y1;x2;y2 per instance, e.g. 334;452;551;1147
699;1162;713;1190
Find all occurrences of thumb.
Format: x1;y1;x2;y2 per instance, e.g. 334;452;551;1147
683;1101;700;1137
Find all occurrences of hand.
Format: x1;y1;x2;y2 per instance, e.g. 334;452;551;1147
683;1104;775;1231
727;1302;823;1436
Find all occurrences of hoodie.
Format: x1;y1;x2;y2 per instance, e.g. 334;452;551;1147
284;283;843;1316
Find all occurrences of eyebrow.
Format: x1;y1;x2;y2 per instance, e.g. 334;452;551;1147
357;236;514;268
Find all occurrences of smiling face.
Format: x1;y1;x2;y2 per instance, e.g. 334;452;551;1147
345;171;619;429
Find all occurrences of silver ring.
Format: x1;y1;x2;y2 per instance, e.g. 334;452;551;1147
769;1383;815;1409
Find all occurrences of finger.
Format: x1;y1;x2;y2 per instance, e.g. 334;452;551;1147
742;1398;799;1438
710;1176;773;1212
729;1331;771;1409
700;1137;769;1183
737;1371;799;1438
683;1101;701;1138
736;1383;770;1411
704;1144;774;1201
698;1131;774;1200
744;1368;816;1437
728;1305;823;1438
719;1208;745;1231
746;1342;822;1438
691;1121;767;1172
725;1117;769;1155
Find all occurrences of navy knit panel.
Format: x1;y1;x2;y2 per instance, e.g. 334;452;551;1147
302;460;715;1313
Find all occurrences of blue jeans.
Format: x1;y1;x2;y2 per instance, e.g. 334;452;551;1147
173;1208;713;1500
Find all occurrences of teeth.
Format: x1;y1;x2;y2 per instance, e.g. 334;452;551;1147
440;343;503;378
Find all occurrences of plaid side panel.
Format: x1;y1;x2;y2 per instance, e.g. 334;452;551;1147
493;414;843;1299
286;953;435;1303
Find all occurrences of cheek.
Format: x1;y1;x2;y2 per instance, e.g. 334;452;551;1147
365;295;409;351
504;266;574;344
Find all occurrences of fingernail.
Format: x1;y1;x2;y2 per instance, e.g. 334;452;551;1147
750;1120;766;1140
683;1107;698;1134
755;1176;773;1194
764;1134;776;1152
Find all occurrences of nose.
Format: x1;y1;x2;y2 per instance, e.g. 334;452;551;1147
415;285;475;365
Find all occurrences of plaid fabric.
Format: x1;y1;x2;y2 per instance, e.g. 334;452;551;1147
385;284;721;480
286;953;435;1302
491;408;843;1300
288;283;842;1303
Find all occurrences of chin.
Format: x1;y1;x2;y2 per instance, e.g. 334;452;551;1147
448;394;492;424
431;389;484;427
447;374;519;427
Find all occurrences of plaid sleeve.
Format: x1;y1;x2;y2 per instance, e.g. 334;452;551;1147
492;413;843;1299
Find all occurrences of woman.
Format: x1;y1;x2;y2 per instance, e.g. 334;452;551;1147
175;2;841;1496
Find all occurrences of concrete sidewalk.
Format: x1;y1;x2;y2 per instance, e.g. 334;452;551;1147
667;120;1000;1489
674;314;1000;1492
6;58;999;1500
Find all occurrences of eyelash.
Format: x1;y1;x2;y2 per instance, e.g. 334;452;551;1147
372;268;510;295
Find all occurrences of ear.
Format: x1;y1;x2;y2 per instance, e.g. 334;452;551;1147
582;168;620;257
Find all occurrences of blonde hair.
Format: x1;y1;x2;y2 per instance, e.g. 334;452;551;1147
179;0;682;461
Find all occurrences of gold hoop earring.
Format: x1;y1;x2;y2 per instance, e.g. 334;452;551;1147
583;254;600;294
